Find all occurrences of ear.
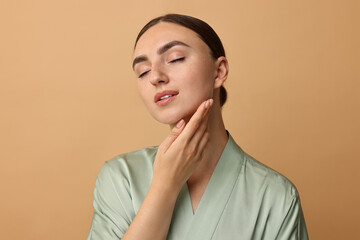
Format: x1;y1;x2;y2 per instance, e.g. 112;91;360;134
213;56;229;89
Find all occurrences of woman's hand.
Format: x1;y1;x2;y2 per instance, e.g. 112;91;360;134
121;99;213;240
152;98;214;193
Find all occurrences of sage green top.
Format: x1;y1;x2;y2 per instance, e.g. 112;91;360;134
87;133;308;240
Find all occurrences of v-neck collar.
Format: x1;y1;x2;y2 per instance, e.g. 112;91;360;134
167;133;245;240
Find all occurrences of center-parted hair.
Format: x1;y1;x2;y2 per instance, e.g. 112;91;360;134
134;14;228;107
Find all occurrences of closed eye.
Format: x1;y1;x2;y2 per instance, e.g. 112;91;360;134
169;57;185;63
138;70;150;78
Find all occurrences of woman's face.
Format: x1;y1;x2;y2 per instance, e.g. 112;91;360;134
133;22;218;125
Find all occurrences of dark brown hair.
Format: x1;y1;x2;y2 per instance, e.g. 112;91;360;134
134;14;228;107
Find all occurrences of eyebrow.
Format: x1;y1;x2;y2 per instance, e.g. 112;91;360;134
132;40;190;69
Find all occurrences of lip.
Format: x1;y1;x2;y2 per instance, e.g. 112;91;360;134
154;90;179;106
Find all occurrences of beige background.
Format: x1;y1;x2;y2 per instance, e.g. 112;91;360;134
1;0;359;239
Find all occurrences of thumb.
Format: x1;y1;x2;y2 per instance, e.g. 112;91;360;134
160;119;185;152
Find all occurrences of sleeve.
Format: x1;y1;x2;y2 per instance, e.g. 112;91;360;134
274;193;309;240
87;162;135;240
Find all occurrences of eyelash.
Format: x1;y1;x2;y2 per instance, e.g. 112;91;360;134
138;71;149;78
138;57;185;78
169;57;185;63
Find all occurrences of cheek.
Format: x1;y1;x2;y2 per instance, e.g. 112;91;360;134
186;63;215;92
179;59;213;82
137;83;152;108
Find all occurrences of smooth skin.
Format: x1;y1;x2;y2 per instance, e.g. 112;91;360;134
123;22;229;240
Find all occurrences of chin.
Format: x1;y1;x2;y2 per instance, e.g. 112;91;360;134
154;115;183;125
153;107;197;126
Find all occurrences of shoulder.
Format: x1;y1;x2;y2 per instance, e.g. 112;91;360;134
93;146;158;210
226;133;299;201
105;146;158;169
108;146;158;165
235;152;308;239
240;151;299;203
89;147;158;238
96;146;158;186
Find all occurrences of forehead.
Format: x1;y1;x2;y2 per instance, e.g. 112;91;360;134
134;22;207;56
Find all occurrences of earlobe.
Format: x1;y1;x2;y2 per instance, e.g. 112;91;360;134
214;56;229;89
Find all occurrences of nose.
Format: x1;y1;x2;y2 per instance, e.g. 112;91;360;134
149;65;169;86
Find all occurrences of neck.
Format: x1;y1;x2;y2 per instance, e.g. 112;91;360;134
188;101;228;183
185;102;228;213
168;100;228;181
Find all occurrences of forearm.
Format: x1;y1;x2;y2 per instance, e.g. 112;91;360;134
122;180;180;240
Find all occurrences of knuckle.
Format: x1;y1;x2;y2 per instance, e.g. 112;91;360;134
177;147;186;157
178;146;185;154
169;130;180;138
187;146;196;156
158;142;166;151
204;131;210;140
192;121;200;129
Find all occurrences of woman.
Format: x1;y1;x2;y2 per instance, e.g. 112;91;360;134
87;14;308;240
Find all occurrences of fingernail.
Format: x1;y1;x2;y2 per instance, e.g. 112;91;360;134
205;100;210;109
209;99;214;107
176;119;184;128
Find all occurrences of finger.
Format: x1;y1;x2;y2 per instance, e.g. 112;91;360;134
187;99;211;146
188;112;210;147
159;119;186;152
196;130;210;158
179;99;213;141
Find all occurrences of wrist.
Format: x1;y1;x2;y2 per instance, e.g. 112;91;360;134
150;177;182;202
